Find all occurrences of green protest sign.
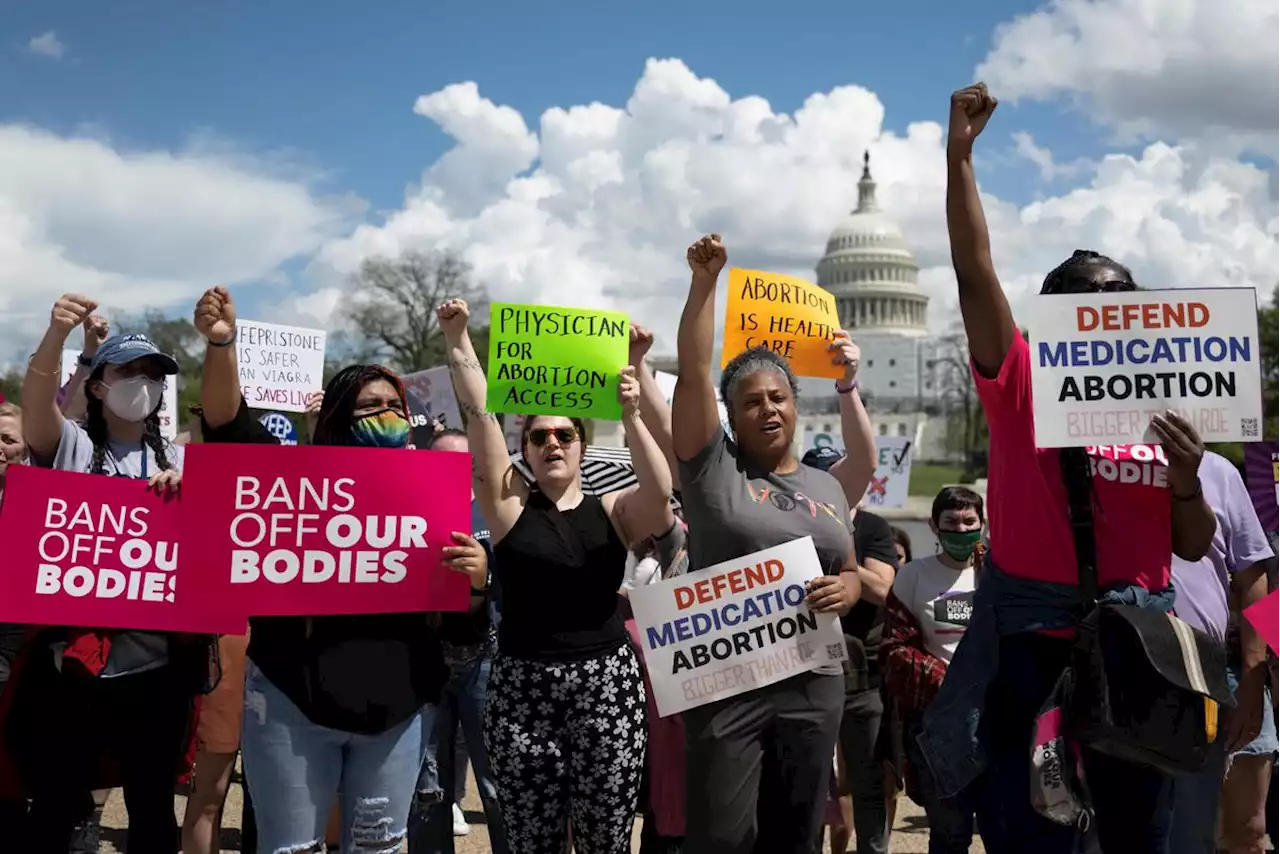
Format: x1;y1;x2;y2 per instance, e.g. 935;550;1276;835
486;303;630;421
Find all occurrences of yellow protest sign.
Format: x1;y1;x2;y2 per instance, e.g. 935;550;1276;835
722;268;843;379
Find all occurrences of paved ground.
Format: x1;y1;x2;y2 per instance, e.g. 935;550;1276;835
99;772;983;853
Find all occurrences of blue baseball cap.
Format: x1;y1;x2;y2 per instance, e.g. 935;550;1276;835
802;446;844;472
89;334;180;376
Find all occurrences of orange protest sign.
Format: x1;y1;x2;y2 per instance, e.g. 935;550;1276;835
722;268;843;379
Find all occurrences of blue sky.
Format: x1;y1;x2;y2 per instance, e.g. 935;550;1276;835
2;0;1101;211
1;0;1274;349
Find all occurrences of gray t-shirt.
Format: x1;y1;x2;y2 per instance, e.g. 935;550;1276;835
678;431;854;675
48;418;184;677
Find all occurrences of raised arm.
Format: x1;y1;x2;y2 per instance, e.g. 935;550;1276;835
61;315;110;421
627;323;680;490
672;234;728;462
947;83;1015;379
825;331;877;508
611;366;676;545
22;295;96;462
193;286;243;429
437;299;527;538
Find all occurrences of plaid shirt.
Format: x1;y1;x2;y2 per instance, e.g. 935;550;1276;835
882;589;948;718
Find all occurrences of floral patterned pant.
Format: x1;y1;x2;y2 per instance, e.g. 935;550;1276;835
484;644;647;854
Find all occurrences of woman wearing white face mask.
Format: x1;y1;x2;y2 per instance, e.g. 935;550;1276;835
12;294;206;854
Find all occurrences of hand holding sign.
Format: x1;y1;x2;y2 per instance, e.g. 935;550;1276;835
828;330;861;385
51;294;98;340
949;83;998;153
304;391;324;442
1150;410;1206;496
442;531;487;591
147;470;182;496
194;286;237;345
805;573;857;616
687;233;726;284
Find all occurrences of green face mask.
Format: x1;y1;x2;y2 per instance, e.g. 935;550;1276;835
937;529;982;561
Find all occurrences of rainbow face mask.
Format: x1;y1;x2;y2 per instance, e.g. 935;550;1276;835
351;408;411;448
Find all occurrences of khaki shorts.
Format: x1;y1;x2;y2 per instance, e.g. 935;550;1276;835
196;634;249;754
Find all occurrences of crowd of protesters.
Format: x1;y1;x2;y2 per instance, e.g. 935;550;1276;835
0;80;1272;854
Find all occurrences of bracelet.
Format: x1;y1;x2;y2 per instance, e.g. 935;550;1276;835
25;356;58;378
76;352;93;368
207;328;237;348
1172;481;1203;502
835;379;858;395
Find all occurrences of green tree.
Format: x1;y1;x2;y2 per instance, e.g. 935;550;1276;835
1260;285;1277;439
0;367;21;405
347;250;492;374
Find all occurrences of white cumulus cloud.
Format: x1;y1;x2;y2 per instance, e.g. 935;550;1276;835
27;31;65;60
315;57;1278;354
976;0;1279;154
0;126;353;346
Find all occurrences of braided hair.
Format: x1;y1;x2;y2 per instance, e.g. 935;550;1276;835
85;366;172;476
1041;250;1134;535
1040;249;1136;295
312;364;408;447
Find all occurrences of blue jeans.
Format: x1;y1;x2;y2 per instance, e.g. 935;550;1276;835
408;654;509;854
974;633;1174;854
1170;664;1279;854
240;660;428;854
904;715;977;854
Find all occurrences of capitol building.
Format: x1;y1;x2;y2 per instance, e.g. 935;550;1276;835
619;152;957;463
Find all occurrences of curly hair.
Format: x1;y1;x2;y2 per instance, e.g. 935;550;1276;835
1040;249;1136;295
312;364;409;447
719;345;800;428
85;367;172;475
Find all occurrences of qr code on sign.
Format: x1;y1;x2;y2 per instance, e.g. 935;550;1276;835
1242;418;1260;438
826;643;844;660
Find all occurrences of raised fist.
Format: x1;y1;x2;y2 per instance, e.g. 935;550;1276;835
629;323;655;364
687;234;727;283
82;315;110;356
50;295;98;338
948;83;997;153
436;299;470;341
828;330;861;384
194;286;237;344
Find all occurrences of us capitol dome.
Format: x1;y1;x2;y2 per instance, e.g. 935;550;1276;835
811;151;944;407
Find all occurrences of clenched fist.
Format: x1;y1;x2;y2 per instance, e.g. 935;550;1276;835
629;323;655;365
948;83;998;155
82;315;110;356
50;295;98;339
436;299;470;342
194;286;237;344
687;234;727;284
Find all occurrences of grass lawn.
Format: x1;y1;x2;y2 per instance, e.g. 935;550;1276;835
909;464;966;497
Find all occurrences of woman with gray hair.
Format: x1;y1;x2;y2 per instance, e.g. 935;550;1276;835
671;234;873;854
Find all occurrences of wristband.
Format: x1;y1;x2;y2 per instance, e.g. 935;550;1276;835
207;327;238;348
835;379;858;395
1172;481;1203;502
76;352;93;368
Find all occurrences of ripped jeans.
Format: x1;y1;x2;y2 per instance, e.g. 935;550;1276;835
240;660;429;854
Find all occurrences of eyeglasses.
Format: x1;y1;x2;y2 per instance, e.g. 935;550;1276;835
1062;276;1136;294
528;427;578;447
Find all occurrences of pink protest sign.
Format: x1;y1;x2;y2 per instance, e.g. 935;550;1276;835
181;443;472;617
1243;590;1279;655
0;466;241;633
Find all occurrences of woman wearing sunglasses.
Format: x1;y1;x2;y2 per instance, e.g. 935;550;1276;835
438;298;675;854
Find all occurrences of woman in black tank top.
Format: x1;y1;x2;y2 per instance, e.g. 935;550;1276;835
439;298;675;854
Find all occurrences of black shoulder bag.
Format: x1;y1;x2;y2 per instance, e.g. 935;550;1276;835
1061;450;1234;775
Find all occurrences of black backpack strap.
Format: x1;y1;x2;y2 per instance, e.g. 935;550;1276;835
1059;448;1099;609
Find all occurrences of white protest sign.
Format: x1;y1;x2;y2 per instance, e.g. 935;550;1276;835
61;350;178;440
1025;288;1262;447
801;428;912;509
629;536;846;717
654;369;731;436
401;366;463;432
236;320;327;413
